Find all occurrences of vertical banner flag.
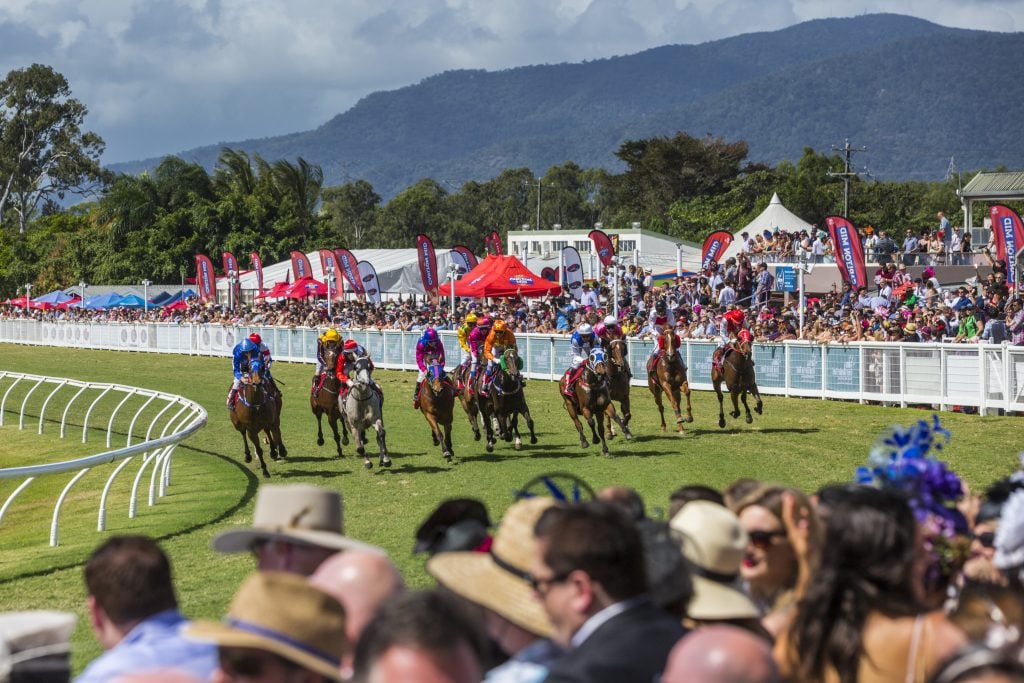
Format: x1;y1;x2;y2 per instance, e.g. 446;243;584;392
357;261;382;304
486;230;503;256
990;204;1024;287
250;251;264;293
222;251;239;304
700;231;734;274
562;246;585;302
290;251;313;280
333;248;364;295
453;245;478;271
589;229;615;267
825;216;868;288
194;254;215;303
448;249;472;277
416;233;439;296
318;249;340;300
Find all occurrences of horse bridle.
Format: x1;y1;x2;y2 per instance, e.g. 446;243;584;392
607;340;627;372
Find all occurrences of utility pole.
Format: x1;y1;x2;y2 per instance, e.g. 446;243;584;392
827;139;868;217
525;177;543;231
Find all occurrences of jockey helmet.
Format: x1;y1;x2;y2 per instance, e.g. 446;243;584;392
655;300;667;314
240;339;258;353
322;328;341;343
603;314;617;327
343;339;359;352
477;316;491;327
423;327;438;342
493;319;506;332
248;333;262;345
578;323;593;336
465;312;478;324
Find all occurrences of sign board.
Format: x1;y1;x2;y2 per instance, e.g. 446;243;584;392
775;266;797;292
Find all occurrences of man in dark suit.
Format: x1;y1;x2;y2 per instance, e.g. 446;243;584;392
530;501;686;683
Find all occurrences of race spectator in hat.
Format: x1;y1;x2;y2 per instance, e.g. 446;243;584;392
213;484;380;576
187;571;346;682
76;535;217;683
661;625;780;683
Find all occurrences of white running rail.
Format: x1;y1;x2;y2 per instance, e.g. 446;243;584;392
0;371;207;546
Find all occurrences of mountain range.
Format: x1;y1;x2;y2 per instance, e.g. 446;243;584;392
110;13;1024;199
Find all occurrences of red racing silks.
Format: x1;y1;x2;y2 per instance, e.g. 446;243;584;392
416;233;439;295
825;216;868;288
589;229;615;266
195;254;215;302
989;204;1024;286
700;231;734;274
290;251;313;280
334;248;364;294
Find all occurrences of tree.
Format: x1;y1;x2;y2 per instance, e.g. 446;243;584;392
319;180;381;248
0;64;106;234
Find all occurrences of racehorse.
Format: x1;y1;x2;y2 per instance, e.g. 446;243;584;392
419;359;455;463
229;359;286;478
454;363;483;443
487;348;537;451
604;339;632;439
310;341;346;457
711;334;763;428
340;355;391;469
647;327;694;434
559;348;631;457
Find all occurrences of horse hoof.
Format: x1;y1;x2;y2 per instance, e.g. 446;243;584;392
514;440;522;451
731;411;740;419
718;418;726;428
486;442;494;453
581;440;589;449
342;435;349;446
755;405;763;415
660;426;666;433
624;431;633;441
685;416;694;423
244;454;252;463
364;461;373;470
431;435;439;446
261;469;271;479
746;416;753;424
603;450;612;458
316;437;324;446
381;458;392;468
676;416;685;424
530;437;537;444
278;447;288;458
473;431;481;442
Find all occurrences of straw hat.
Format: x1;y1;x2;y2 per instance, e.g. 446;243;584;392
427;497;556;638
188;572;344;680
669;501;759;620
213;484;380;554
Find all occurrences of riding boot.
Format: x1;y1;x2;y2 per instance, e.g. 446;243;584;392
562;370;575;397
413;383;421;409
227;388;237;408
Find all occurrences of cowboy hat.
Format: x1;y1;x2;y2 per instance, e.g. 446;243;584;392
187;571;344;680
669;501;759;620
213;484;381;554
427;497;556;638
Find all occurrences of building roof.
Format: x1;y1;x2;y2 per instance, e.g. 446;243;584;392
959;171;1024;199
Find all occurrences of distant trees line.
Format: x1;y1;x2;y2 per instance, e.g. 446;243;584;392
1;64;969;294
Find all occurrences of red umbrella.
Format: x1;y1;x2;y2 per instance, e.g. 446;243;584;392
285;276;327;298
255;281;293;299
54;296;82;310
163;300;188;311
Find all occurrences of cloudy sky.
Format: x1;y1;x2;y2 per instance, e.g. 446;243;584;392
2;0;1021;163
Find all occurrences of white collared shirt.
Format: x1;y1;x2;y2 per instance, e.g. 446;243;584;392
570;597;646;649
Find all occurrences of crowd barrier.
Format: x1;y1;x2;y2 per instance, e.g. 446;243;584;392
2;319;1023;415
0;369;207;546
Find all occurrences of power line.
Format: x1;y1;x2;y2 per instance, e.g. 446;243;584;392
826;138;868;217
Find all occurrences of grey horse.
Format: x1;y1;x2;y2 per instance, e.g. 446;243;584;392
340;356;391;470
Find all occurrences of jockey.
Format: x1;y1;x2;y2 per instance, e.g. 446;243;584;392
467;316;492;390
227;338;260;408
335;338;384;406
561;322;598;397
313;327;342;392
480;319;517;397
647;300;682;369
413;327;446;408
457;312;477;368
713;305;751;373
594;314;624;344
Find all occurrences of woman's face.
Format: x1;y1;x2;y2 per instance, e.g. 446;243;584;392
739;504;796;593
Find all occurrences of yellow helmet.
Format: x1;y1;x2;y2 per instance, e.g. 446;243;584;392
493;319;506;332
465;313;478;324
322;328;341;343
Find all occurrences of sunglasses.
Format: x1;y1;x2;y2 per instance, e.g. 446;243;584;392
219;648;299;678
974;531;995;549
526;570;571;596
746;529;787;550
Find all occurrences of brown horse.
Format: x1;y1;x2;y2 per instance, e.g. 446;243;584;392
310;342;346;457
229;359;286;478
647;328;693;433
419;359;455;462
604;338;632;438
559;348;631;456
711;337;763;427
487;348;537;450
454;363;483;443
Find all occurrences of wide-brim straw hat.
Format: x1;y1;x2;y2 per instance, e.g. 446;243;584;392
670;501;760;620
187;571;345;680
213;484;381;554
427;497;556;638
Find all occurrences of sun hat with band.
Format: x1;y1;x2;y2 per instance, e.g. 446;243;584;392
213;484;381;554
669;500;759;620
427;497;557;638
187;571;345;680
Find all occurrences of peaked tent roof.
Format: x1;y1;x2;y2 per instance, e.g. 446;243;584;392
439;255;560;298
723;193;813;259
113;294;149;308
83;292;124;310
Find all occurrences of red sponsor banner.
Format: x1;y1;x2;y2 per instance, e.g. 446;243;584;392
589;229;615;266
290;251;313;280
416;233;439;296
825;216;868;289
318;249;341;300
990;204;1024;286
194;254;215;303
250;251;264;292
540;266;560;282
485;230;503;256
700;231;734;273
453;245;478;270
333;248;364;294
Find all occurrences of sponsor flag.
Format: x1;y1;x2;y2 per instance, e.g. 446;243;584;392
589;229;615;266
825;216;868;288
221;251;238;276
990;204;1024;286
290;251;313;280
448;249;472;277
562;246;585;302
700;231;734;274
416;233;439;296
194;254;215;303
318;249;341;300
357;260;382;304
333;248;364;295
250;251;264;293
453;245;478;270
485;230;503;256
540;267;560;282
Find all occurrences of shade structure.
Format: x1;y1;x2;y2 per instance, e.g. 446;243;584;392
438;255;561;298
112;294;149;308
163;299;188;311
285;276;327;298
163;289;197;304
33;290;75;306
255;281;292;299
83;292;123;310
54;296;81;310
150;291;174;306
3;296;32;307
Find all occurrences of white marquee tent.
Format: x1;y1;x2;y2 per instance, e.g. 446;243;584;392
722;193;813;259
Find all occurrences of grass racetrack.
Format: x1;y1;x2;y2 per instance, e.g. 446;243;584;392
1;342;1020;671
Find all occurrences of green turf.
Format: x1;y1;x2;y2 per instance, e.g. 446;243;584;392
0;342;1020;671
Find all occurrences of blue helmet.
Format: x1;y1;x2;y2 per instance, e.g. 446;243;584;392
422;327;438;343
240;339;258;353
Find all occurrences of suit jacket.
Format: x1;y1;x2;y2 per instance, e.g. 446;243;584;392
544;599;686;683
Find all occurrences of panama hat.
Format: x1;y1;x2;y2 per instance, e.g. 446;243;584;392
669;501;759;620
427;497;556;638
187;571;344;680
213;484;381;554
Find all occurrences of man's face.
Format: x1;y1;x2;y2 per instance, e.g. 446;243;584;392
529;537;578;647
251;539;335;577
214;647;311;683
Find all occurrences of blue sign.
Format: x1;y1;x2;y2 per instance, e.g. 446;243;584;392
775;266;796;292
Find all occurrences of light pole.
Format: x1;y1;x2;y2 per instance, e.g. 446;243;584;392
227;269;238;311
796;253;814;340
24;283;32;313
525;177;543;233
325;263;336;319
141;279;151;316
676;243;684;278
447;263;460;318
610;258;620;318
79;281;87;309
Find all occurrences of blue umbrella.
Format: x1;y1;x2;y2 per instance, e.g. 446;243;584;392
150;291;173;306
32;289;75;306
83;292;123;310
113;294;148;309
